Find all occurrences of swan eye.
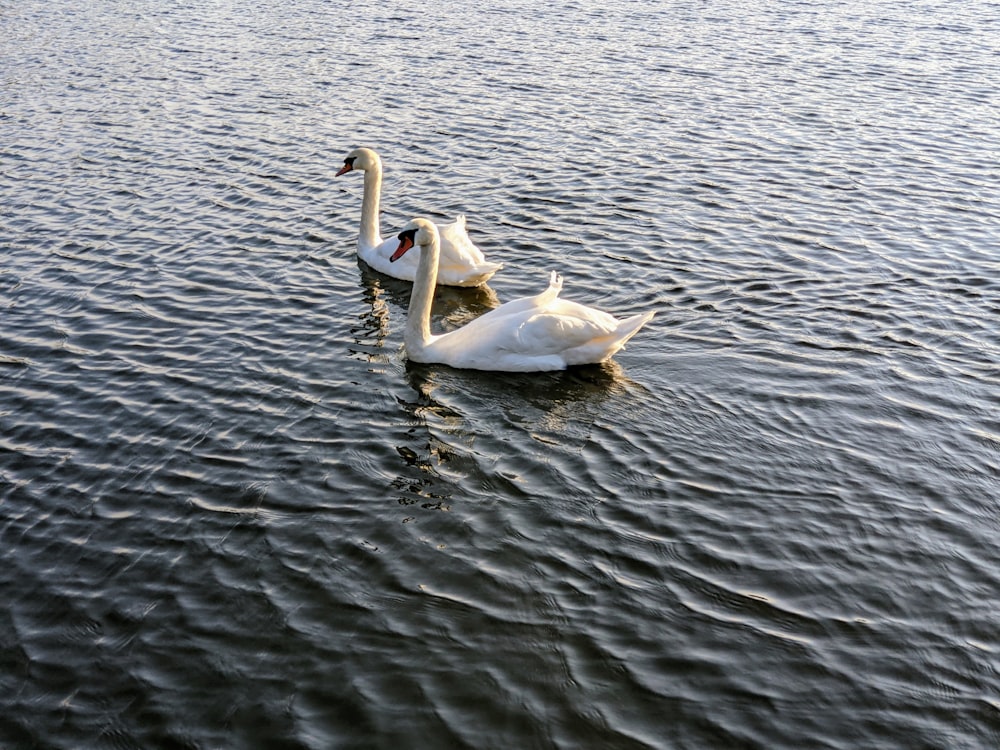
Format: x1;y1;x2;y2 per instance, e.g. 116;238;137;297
335;156;357;177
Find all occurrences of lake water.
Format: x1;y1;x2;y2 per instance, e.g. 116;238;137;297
2;0;998;747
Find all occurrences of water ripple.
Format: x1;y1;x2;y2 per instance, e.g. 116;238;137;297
3;0;1000;748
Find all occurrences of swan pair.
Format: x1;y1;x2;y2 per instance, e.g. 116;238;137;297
337;148;654;372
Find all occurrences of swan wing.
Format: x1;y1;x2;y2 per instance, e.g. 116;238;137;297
434;215;501;286
513;303;623;353
512;304;654;367
358;234;497;286
461;271;561;321
421;306;561;371
357;236;419;281
422;287;647;371
437;215;484;264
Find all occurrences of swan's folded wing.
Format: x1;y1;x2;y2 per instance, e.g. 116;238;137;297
512;307;621;354
454;272;559;320
437;216;488;265
424;304;536;368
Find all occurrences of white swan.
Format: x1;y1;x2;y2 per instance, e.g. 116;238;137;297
336;148;501;287
390;218;655;372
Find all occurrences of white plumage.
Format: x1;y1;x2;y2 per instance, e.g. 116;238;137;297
336;148;501;287
391;218;655;372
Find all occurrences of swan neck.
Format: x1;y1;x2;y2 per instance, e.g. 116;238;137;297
359;162;382;249
406;234;438;356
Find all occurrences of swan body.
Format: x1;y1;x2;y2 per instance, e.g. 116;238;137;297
391;218;655;372
336;148;501;287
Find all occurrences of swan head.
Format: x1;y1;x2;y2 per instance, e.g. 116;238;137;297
335;147;381;176
391;218;437;262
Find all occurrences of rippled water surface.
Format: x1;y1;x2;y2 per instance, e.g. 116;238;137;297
2;0;999;747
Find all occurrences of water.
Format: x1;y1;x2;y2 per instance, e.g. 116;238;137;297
2;0;998;747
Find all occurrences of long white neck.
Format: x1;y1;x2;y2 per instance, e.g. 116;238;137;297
358;161;382;250
405;231;439;359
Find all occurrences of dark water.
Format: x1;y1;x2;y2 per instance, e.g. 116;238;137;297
2;0;998;747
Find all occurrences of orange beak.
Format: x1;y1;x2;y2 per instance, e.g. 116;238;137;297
391;233;415;262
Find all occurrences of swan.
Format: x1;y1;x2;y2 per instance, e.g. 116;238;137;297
336;148;501;287
390;218;655;372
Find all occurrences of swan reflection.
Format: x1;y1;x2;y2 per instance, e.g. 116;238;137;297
351;263;502;512
352;260;646;512
394;359;641;491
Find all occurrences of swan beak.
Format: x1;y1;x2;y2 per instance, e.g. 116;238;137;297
335;163;353;177
391;231;415;262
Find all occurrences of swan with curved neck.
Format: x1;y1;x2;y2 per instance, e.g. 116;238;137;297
391;218;655;371
336;148;501;287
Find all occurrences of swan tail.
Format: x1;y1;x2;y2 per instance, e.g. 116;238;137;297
532;271;564;306
548;271;564;293
438;219;490;266
613;311;656;350
437;215;469;240
562;310;655;366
